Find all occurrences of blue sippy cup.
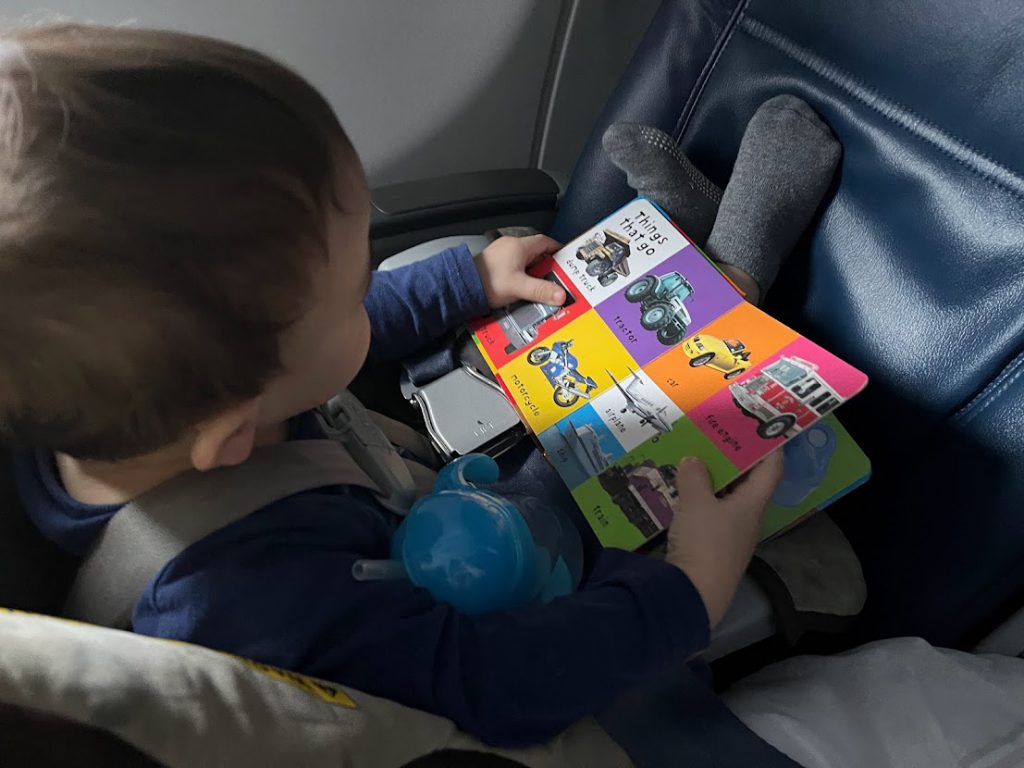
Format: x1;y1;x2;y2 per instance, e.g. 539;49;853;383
352;454;584;615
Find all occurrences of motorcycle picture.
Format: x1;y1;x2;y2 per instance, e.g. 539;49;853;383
526;339;599;407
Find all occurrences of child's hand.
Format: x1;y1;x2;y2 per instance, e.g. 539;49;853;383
665;453;783;628
475;235;565;309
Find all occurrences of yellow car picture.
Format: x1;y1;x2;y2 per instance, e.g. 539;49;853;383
682;334;752;380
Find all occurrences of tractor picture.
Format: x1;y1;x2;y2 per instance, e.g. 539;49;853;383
683;334;752;379
575;229;632;287
729;356;844;439
623;271;695;346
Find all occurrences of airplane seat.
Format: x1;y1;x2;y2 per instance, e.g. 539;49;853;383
369;0;1024;652
549;0;1024;649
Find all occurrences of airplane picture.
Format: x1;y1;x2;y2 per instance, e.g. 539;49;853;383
606;368;673;435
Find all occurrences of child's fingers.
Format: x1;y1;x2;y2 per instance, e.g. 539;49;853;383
520;234;562;263
673;457;715;506
514;273;565;306
725;451;784;512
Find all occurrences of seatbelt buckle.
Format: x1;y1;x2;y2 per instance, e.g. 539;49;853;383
402;365;525;463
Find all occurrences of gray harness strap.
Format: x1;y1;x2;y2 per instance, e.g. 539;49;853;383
63;438;421;630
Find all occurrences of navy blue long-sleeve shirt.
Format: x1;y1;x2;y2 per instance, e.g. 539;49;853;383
13;244;710;747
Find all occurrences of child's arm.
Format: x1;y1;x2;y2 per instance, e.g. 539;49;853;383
132;454;780;748
364;235;563;363
335;547;709;747
134;510;706;747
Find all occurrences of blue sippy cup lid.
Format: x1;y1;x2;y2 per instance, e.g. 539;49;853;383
392;455;541;615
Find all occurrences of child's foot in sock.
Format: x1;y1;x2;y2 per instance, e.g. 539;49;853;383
602;123;722;246
706;95;841;303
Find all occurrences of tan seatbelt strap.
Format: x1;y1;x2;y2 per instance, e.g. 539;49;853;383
367;411;440;469
317;391;424;513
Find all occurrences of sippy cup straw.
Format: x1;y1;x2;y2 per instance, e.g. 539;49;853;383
351;558;408;582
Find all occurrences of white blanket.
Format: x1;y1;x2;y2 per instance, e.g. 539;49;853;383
726;637;1024;768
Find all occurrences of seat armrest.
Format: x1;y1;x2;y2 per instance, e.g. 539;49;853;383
371;168;561;233
376;236;492;272
370;169;561;262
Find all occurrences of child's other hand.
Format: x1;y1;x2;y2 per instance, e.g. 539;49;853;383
665;452;783;628
475;235;565;309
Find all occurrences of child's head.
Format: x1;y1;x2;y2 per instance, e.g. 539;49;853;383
0;24;374;468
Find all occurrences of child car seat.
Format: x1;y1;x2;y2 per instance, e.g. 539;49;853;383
0;434;628;768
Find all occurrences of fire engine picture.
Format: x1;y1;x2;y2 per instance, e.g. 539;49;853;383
495;272;576;354
575;228;632;287
729;356;844;439
597;460;678;538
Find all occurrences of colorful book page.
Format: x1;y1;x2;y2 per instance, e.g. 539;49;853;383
760;414;871;540
471;198;870;549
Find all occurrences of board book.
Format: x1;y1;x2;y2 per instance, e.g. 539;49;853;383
470;199;870;550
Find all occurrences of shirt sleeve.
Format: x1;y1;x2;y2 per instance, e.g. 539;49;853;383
364;244;490;363
132;492;710;748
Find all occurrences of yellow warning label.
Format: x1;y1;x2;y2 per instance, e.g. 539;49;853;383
232;656;358;709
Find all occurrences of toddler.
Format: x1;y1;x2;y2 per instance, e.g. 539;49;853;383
3;24;837;750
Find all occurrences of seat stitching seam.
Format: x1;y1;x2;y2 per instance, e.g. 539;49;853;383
739;16;1024;202
954;349;1024;424
672;0;752;142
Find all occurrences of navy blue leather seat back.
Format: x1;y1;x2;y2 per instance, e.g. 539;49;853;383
553;0;1024;647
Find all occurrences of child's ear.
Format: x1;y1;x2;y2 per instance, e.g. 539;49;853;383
190;399;262;472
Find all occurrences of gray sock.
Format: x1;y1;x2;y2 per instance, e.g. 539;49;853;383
602;123;722;245
705;95;841;297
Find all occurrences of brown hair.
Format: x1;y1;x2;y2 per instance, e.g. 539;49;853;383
0;24;357;460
